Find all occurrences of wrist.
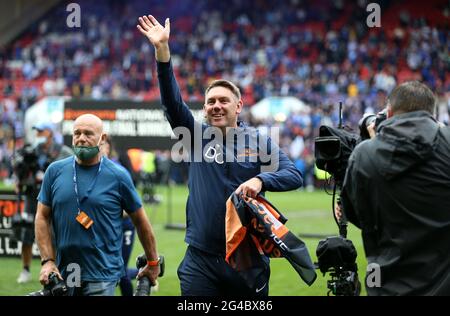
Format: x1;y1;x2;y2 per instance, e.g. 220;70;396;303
155;44;170;63
255;176;265;190
41;258;55;266
147;257;160;267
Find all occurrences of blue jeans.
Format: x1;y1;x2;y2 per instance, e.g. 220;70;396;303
68;280;118;296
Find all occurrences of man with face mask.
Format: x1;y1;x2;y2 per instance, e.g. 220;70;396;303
35;114;160;296
14;122;72;284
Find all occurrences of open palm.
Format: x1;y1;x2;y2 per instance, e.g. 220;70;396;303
137;15;170;48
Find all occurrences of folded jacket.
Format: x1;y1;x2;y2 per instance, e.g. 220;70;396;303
225;193;317;288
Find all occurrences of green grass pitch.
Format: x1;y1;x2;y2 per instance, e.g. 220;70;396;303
0;185;368;296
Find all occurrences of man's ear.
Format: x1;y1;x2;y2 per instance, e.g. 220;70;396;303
236;100;243;114
99;133;106;145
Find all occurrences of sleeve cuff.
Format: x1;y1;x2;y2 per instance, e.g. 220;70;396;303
156;59;171;72
256;175;266;192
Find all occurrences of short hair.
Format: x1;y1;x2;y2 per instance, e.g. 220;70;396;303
205;79;241;100
388;81;436;115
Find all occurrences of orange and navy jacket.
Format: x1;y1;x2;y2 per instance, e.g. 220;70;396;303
225;193;317;287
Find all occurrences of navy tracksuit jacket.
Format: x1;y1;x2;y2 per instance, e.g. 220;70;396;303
157;61;303;256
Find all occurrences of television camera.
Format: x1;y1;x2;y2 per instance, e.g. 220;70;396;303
314;102;386;296
12;144;41;189
28;272;68;296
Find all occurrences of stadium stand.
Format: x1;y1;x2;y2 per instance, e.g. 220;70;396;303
1;0;449;187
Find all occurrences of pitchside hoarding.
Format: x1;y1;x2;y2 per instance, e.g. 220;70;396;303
62;100;204;151
0;191;40;257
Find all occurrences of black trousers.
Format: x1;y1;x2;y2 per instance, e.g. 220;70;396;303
177;245;270;296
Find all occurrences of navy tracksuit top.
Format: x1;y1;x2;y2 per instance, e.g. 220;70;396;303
157;61;303;255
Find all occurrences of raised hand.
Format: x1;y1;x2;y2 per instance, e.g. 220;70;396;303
137;15;170;49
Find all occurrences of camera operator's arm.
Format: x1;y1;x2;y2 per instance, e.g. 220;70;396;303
128;208;160;285
340;153;364;229
35;202;62;285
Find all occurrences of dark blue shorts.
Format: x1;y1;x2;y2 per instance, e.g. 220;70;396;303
177;245;270;296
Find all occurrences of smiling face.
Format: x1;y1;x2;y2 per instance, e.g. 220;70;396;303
204;83;243;132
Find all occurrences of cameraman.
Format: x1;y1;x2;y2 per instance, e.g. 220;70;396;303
340;81;450;295
14;122;72;284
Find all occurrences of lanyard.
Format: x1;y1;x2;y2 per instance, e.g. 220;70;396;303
72;156;103;214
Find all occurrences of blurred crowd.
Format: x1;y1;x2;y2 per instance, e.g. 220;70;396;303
1;0;449;188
